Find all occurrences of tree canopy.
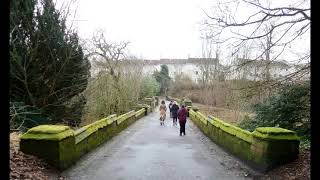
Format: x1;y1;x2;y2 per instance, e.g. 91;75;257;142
10;0;90;127
153;64;171;95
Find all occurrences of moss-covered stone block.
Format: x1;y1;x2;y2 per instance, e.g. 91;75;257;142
146;105;151;114
209;115;252;143
253;127;299;140
154;96;159;106
196;112;208;125
135;108;146;119
251;127;300;171
20;125;76;170
114;110;136;135
144;98;155;111
74;114;119;159
191;106;199;112
117;110;135;125
167;96;182;105
21;125;74;141
133;104;150;115
183;99;192;107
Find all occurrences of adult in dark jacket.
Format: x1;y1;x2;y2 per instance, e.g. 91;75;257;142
168;101;173;118
171;101;179;126
177;105;188;136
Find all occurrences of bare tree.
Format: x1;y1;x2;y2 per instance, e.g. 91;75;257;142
87;30;129;83
83;30;129;116
198;37;223;87
202;0;310;86
82;30;148;122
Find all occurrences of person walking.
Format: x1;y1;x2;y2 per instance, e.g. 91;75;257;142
159;100;167;126
168;101;173;118
171;101;179;126
177;105;188;136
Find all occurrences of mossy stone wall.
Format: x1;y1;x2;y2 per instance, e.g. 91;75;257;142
154;96;159;106
20;99;155;170
167;96;182;104
189;108;300;172
144;97;155;111
183;99;192;106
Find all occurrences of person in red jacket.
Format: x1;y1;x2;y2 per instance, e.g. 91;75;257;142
177;105;188;136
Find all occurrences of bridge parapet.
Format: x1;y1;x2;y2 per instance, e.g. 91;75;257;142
166;96;192;107
154;96;159;106
144;97;156;110
19;125;76;170
20;98;158;170
133;104;151;115
189;108;300;172
166;96;182;105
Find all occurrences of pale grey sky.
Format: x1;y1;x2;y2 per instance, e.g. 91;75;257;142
59;0;214;60
56;0;310;63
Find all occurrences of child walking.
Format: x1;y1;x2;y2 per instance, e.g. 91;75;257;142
159;100;167;126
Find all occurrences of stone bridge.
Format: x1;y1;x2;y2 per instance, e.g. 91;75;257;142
19;97;300;180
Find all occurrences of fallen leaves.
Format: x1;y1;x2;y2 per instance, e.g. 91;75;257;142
258;150;310;180
10;132;63;180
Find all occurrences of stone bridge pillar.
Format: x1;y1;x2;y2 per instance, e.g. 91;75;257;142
20;125;76;170
250;127;300;171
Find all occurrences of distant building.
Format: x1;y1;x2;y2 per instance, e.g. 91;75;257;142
229;58;309;81
141;58;309;82
142;58;224;83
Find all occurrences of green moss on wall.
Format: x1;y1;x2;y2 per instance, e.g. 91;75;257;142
135;108;145;118
183;99;192;106
19;102;157;170
255;127;296;135
75;114;119;144
58;137;76;169
190;106;199;111
117;110;135;124
144;98;154;109
20;133;76;170
207;115;253;143
21;128;74;141
106;114;117;125
168;96;181;104
189;109;299;172
196;112;208;125
27;125;70;134
190;111;255;168
252;129;299;141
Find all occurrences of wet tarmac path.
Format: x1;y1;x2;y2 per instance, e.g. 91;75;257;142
62;101;260;180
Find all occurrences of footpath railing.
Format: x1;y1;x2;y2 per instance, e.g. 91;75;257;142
19;97;158;170
167;96;300;172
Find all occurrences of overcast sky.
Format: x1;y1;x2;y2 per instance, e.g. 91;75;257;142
57;0;213;60
55;0;310;63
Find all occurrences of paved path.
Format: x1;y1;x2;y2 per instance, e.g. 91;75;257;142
62;101;260;180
